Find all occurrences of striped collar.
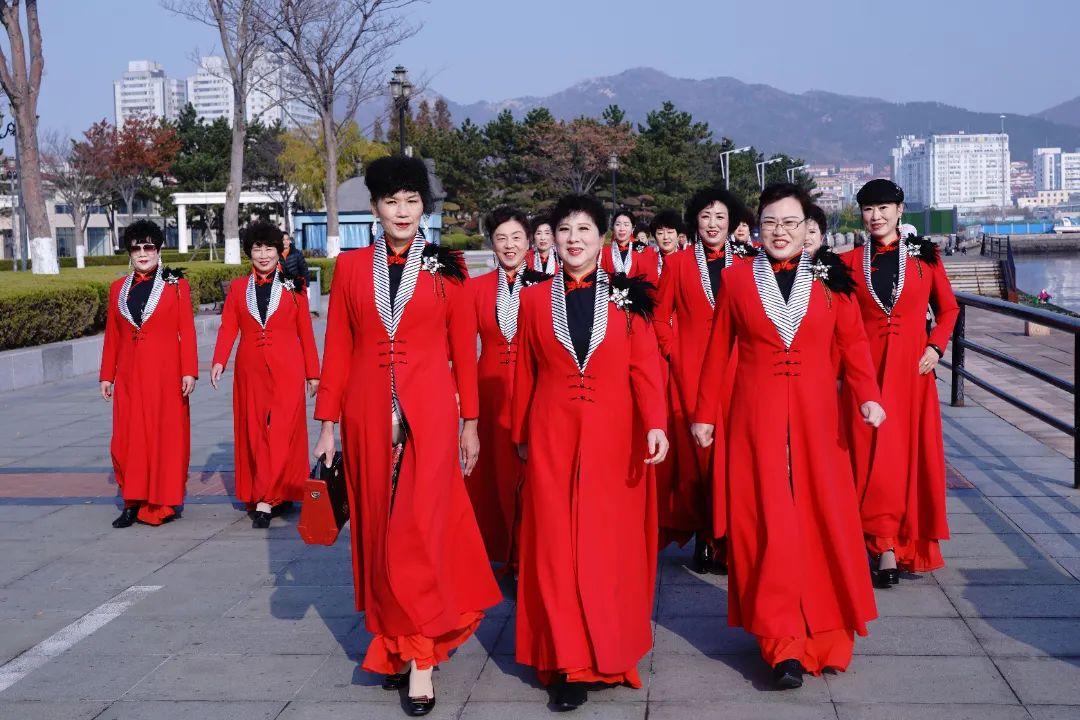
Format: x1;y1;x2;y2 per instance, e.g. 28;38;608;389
752;251;812;349
373;231;425;339
118;265;165;329
863;238;907;315
551;267;609;372
245;271;283;328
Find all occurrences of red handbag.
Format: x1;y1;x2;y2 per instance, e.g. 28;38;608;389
297;452;349;545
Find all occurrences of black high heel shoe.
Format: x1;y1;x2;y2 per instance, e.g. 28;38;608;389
869;554;899;589
406;694;435;716
251;511;272;529
772;659;804;689
112;506;138;528
551;677;588;711
692;535;712;574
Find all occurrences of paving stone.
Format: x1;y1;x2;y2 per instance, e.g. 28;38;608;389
1028;533;1080;558
653;615;757;655
655;582;729;618
855;617;982;656
943;584;1080;618
824;655;1015;704
224;585;359;621
990;496;1080;515
184;616;361;657
657;559;730;586
0;585;117;621
966;617;1080;658
939;532;1046;559
125;654;326;702
649;653;830;703
293;651;486;703
1008;513;1080;534
278;699;467;720
461;701;647;719
271;559;354;587
0;701;109;720
1028;706;1080;720
63;617;209;658
1;653;169;701
871;584;958;617
834;704;1032;720
995;656;1080;705
648;701;835;720
930;555;1076;586
92;701;287;720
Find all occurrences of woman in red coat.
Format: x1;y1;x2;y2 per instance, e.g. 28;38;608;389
524;212;558;274
842;179;959;585
312;157;501;716
651;209;683;277
100;220;198;528
210;222;321;529
652;188;753;573
467;206;550;567
692;183;885;689
512;194;669;711
600;208;659;285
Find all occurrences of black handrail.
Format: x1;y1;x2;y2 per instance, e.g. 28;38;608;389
980;233;1018;300
940;291;1079;488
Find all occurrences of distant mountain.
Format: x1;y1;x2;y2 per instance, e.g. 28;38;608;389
1037;96;1080;132
433;68;1080;167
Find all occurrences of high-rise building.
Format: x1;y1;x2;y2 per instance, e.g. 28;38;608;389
1062;151;1080;194
892;132;1011;211
186;54;318;129
113;60;186;126
1033;147;1080;194
187;56;234;124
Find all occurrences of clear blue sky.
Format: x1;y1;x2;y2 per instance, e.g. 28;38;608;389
10;0;1080;145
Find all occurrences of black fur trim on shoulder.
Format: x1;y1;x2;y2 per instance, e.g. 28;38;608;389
905;236;939;267
520;268;552;288
607;272;656;320
162;266;185;283
810;247;855;295
730;239;758;258
277;269;307;292
422;243;467;282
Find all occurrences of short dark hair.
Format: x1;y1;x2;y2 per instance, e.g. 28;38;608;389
529;212;552;239
757;182;815;220
634;222;650;237
550;194;608;235
807;204;828;235
242;221;285;257
365;155;434;213
684;187;749;240
611;208;636;228
123;220;165;251
483;205;530;238
650;209;683;235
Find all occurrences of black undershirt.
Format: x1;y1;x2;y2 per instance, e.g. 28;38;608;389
870;241;900;310
127;276;153;326
774;266;798;302
388;262;405;306
617;245;630;263
255;279;272;324
565;271;597;367
707;257;724;298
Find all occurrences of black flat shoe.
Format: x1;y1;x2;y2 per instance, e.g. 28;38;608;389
691;535;712;574
405;694;435;716
112;506;138;528
869;555;897;589
382;672;409;690
772;659;804;689
551;679;588;711
251;511;271;529
883;567;900;586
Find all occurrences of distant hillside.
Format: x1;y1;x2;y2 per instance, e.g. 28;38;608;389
428;68;1080;166
1037;96;1080;133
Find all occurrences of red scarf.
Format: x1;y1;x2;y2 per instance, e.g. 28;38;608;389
770;258;798;273
132;270;155;285
254;270;275;286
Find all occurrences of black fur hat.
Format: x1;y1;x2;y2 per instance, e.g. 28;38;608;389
365;156;434;213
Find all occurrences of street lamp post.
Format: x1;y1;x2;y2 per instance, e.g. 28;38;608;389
1000;114;1008;216
719;146;751;190
608;153;619;219
389;65;413;156
786;164;809;184
756;157;783;189
0;117;22;272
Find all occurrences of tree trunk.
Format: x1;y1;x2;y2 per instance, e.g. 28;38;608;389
322;110;340;258
71;204;86;256
223;107;245;265
17;104;56;273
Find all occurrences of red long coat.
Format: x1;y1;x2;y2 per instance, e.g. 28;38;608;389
213;275;320;507
524;248;558;274
841;244;958;565
100;272;198;507
315;245;501;639
600;242;660;287
467;270;524;563
694;260;880;640
511;275;666;678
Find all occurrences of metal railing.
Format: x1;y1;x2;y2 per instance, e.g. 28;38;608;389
940;291;1080;488
980;233;1018;300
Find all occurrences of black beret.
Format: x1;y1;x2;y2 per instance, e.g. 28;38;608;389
856;179;904;206
365;156;434;213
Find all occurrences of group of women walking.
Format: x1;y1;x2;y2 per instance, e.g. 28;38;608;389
98;156;958;715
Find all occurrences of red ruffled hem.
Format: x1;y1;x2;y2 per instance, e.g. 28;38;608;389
536;666;642;689
866;535;945;573
124;501;177;526
361;611;484;675
757;628;855;675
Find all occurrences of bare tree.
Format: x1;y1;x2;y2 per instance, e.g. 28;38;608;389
0;1;54;273
165;0;279;264
262;0;421;257
40;129;105;259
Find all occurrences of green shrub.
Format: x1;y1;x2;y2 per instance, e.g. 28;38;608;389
1;251;192;272
0;286;105;351
308;258;336;294
441;232;485;250
181;265;249;307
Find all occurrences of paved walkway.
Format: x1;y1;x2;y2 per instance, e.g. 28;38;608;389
0;326;1078;718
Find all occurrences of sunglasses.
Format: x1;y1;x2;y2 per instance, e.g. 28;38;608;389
129;244;158;254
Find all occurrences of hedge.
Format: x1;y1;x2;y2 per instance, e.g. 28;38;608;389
441;232;485;250
0;251;192;272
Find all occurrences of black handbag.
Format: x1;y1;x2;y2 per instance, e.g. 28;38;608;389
297;451;349;545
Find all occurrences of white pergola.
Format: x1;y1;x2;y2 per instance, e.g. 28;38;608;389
172;191;286;253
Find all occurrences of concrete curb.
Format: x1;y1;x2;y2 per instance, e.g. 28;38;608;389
0;314;223;392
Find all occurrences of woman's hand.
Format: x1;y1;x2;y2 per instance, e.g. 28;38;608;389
181;375;197;397
313;421;336;465
460;419;479;476
210;363;224;390
307;378;320;397
100;381;113;401
691;422;715;448
645;429;670;465
861;401;886;428
918;346;940;375
516;443;528;462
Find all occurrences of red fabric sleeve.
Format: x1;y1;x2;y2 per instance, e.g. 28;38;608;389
629;313;666;431
446;276;480;420
314;254;354;422
99;283;121;383
651;256;677;360
639;250;660;288
834;292;882;407
295;290;321;379
211;279;240;370
511;296;537;446
693;280;735;426
177;280;199;379
927;255;959;353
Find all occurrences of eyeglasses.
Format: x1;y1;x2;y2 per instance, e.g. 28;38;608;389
129;243;158;253
759;218;806;234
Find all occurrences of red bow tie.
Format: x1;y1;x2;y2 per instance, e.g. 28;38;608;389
705;247;725;262
387;253;407;266
132;271;154;285
616;242;631;251
771;259;798;272
872;241;899;262
565;278;593;292
254;272;275;286
505;271;518;284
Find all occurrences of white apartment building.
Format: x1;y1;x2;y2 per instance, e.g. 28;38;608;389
187;56;235;123
113;60;187;126
1031;147;1080;194
892;132;1011;211
187;54;318;129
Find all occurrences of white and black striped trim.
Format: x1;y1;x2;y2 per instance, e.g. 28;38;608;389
862;239;907;316
244;272;283;329
495;262;526;343
610;243;632;274
373;231;425;339
694;242;716;308
118;265;166;329
550;267;609;373
532;250;557;274
752;252;812;349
